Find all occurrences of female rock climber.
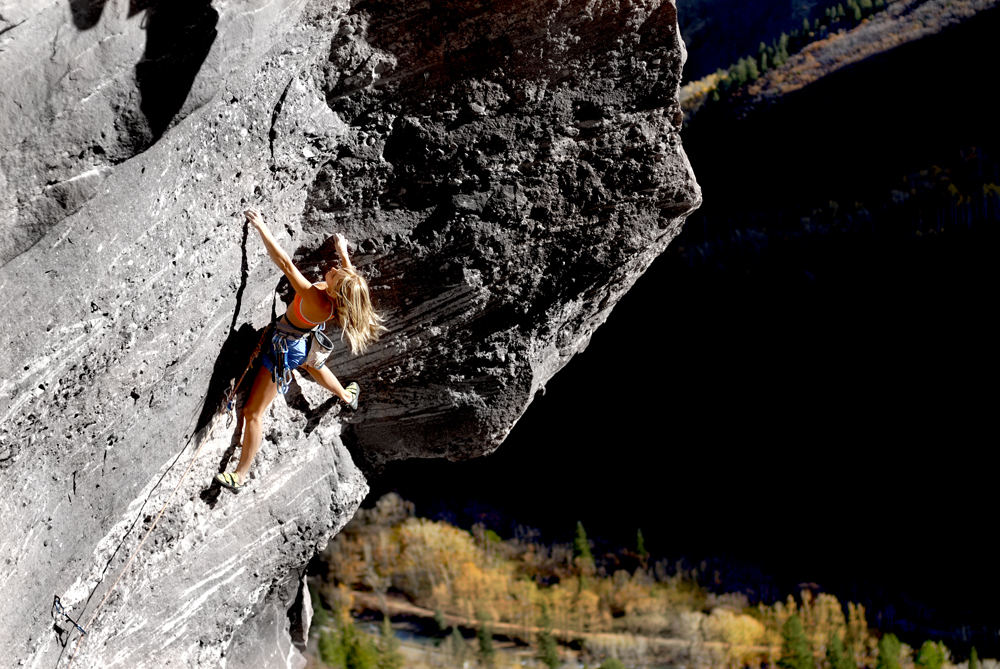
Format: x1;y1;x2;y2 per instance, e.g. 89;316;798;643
214;207;386;493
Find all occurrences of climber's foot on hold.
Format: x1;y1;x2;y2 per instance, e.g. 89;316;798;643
342;382;360;411
215;471;244;494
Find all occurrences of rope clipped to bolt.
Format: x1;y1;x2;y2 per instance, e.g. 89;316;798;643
53;596;87;637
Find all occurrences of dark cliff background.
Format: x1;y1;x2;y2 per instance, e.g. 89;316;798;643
363;2;999;659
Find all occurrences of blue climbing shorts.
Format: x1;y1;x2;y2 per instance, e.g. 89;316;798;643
261;335;308;374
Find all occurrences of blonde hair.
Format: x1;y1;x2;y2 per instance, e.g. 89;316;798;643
326;267;387;355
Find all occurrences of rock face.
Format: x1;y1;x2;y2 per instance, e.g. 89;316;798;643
0;0;699;666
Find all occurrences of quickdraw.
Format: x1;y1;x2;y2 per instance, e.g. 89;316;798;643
273;331;293;395
53;596;87;636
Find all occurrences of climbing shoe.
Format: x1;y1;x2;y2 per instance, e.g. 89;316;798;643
215;471;244;494
343;382;360;411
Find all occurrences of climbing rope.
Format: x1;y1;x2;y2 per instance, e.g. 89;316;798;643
64;327;269;668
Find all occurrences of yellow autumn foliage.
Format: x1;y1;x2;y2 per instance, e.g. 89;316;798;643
704;608;766;646
395;517;483;603
321;493;881;660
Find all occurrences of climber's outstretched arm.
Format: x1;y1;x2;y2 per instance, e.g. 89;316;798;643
245;207;312;296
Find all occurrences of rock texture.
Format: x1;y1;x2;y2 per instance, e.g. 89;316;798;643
0;0;699;666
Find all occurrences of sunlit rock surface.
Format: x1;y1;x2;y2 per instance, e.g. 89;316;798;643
0;0;699;666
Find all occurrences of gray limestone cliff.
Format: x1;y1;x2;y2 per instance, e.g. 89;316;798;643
0;0;700;666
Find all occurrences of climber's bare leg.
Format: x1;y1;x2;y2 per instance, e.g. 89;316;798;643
235;365;279;484
303;364;352;403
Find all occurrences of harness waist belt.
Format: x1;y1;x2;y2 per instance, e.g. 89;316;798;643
274;320;313;338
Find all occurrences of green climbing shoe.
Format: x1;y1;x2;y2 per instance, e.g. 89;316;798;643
343;382;360;411
215;471;244;494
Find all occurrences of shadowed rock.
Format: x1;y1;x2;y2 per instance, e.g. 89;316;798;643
68;0;108;30
135;0;219;139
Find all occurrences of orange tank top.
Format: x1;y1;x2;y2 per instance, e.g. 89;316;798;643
291;293;335;327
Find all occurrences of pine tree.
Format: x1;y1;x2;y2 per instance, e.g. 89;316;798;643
449;627;467;665
537;603;561;669
778;614;815;669
718;69;733;94
970;648;981;669
803;17;811;32
348;622;380;669
476;611;495;667
574;522;594;571
837;4;846;18
636;529;647;558
760;52;769;73
876;634;902;669
377;615;404;669
433;607;448;634
319;629;344;668
318;615;379;669
915;641;946;669
827;634;857;669
776;32;790;66
747;57;760;81
311;588;331;633
734;58;749;85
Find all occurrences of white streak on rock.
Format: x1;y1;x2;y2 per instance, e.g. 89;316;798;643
161;566;246;635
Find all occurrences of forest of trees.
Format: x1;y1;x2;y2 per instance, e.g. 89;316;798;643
304;494;992;669
681;0;890;115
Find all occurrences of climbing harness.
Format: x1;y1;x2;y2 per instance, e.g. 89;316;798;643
270;321;305;395
64;326;270;668
269;318;329;394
